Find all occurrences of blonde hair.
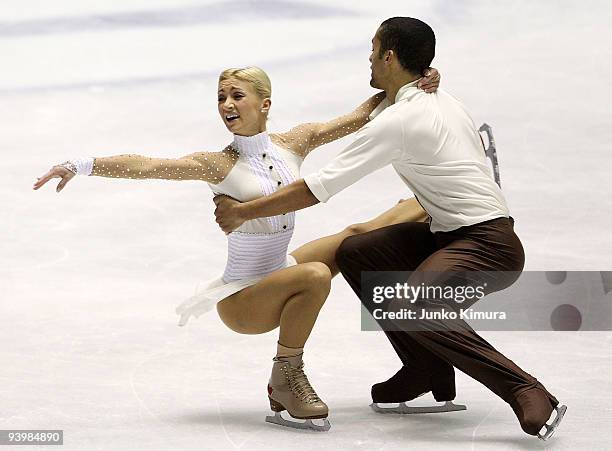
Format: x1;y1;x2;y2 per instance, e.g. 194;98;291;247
219;66;272;99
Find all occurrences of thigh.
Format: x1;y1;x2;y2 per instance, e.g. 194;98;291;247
358;197;429;231
290;198;430;269
418;238;487;272
416;236;521;302
430;219;524;274
338;221;437;272
216;262;319;335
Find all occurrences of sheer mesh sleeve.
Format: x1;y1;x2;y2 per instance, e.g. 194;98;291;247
272;92;387;158
91;145;239;184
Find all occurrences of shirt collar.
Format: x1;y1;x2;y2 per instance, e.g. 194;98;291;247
368;79;422;121
394;78;421;103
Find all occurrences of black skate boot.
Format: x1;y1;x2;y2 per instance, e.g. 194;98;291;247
370;365;466;414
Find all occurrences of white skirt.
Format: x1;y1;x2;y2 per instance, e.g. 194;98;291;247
175;254;298;326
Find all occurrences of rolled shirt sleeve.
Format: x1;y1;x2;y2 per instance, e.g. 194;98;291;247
304;113;403;203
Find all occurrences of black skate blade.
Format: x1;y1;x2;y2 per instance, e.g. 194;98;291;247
265;411;331;432
370;400;467;414
537;404;567;441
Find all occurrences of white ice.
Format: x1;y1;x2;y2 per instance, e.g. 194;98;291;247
1;1;612;450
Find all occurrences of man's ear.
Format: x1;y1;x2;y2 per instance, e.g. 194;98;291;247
384;49;394;63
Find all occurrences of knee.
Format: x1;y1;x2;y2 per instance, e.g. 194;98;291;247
303;262;332;287
290;263;331;310
343;221;372;236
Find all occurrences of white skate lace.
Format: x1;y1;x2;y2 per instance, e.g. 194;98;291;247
283;363;322;404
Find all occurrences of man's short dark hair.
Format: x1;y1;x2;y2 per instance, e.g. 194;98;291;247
377;17;436;76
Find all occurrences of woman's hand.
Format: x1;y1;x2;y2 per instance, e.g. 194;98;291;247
33;165;76;192
213;194;245;234
417;68;441;93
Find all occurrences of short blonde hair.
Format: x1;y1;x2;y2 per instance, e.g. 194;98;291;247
218;66;272;99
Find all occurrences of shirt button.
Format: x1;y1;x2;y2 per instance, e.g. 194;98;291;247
283;225;287;229
277;181;281;186
269;166;273;170
262;153;266;158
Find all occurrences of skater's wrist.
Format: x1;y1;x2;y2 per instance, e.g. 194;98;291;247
236;201;253;222
59;157;95;176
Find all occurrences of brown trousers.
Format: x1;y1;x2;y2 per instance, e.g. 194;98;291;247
336;216;555;404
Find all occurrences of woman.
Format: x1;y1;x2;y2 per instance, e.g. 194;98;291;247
32;66;439;431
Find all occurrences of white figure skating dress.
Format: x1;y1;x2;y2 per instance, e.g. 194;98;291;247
176;131;303;326
64;95;381;327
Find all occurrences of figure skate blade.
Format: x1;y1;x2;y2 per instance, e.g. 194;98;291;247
538;404;567;441
265;411;331;432
370;400;467;414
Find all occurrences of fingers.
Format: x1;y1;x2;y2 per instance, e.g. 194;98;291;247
419;79;440;93
213;194;237;209
56;177;69;193
33;166;75;191
216;217;233;234
214;210;238;234
212;194;243;234
213;198;225;218
418;67;441;92
213;200;229;234
220;222;231;235
213;194;239;204
214;215;232;235
32;169;58;190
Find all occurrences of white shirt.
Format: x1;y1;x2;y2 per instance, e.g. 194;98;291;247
303;80;510;233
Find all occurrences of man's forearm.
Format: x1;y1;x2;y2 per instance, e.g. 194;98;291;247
240;179;320;220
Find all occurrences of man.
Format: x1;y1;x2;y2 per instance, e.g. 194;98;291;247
214;17;566;440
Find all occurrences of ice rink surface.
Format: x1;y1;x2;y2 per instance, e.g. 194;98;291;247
2;0;612;449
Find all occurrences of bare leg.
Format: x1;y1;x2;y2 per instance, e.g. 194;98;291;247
290;197;429;276
217;198;426;335
216;262;331;347
217;262;333;428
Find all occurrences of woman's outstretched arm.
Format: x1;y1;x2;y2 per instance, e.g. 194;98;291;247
33;147;237;192
90;150;234;182
273;68;441;158
272;92;385;158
